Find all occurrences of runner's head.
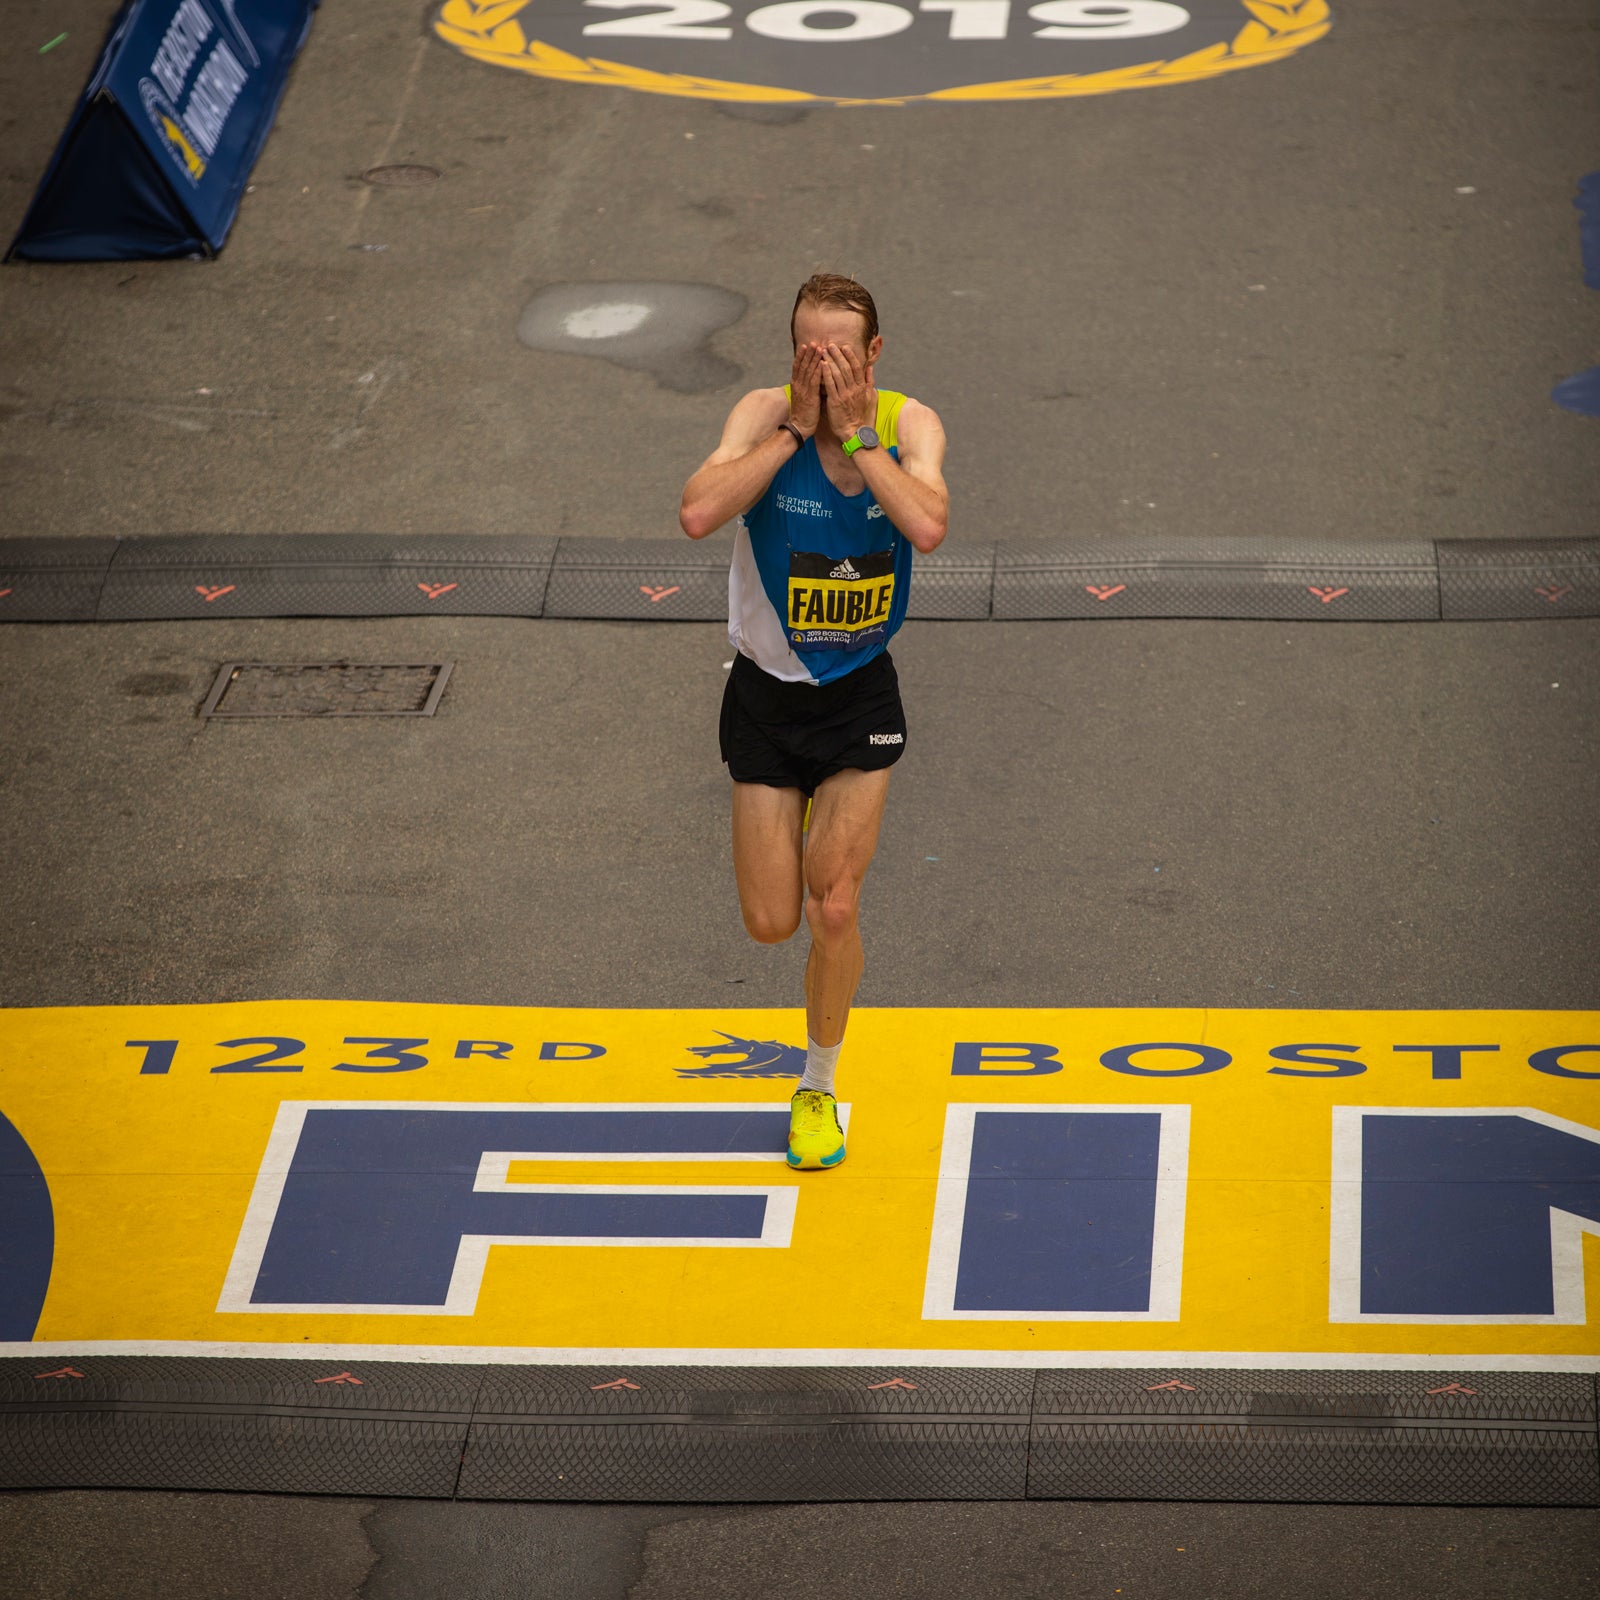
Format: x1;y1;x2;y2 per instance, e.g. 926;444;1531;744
791;273;883;366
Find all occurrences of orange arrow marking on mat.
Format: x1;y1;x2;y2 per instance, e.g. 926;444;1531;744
418;582;458;599
1308;586;1350;604
1535;586;1573;603
591;1378;643;1391
640;585;681;603
36;1367;86;1380
314;1372;364;1386
1085;584;1126;602
195;584;236;602
1426;1383;1479;1397
867;1377;918;1392
1146;1380;1197;1392
0;589;12;599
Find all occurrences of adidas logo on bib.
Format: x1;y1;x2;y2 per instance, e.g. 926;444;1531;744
830;557;862;580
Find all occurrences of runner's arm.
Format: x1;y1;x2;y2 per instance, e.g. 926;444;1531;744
853;399;949;554
679;389;800;539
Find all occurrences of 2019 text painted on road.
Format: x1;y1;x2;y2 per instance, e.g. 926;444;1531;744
432;0;1332;105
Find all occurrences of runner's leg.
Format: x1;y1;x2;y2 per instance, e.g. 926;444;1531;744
731;781;807;944
801;766;892;1047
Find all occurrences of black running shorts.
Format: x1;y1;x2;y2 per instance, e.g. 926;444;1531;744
719;650;907;797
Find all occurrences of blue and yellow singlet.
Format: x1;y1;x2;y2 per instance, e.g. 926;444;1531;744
729;387;913;686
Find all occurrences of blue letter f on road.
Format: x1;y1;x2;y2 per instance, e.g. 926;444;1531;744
221;1103;801;1315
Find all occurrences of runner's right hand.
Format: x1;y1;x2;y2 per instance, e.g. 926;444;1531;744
788;343;824;437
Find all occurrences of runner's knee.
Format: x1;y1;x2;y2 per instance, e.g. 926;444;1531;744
744;900;802;945
804;881;860;946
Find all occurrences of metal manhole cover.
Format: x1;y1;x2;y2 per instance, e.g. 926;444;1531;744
200;663;453;718
360;164;441;187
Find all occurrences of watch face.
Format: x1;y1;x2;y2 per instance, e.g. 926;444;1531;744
855;426;880;449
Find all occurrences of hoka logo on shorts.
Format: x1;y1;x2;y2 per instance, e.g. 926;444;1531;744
677;1031;807;1079
869;733;903;746
830;557;862;580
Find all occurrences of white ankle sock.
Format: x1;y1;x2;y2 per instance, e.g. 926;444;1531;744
798;1036;841;1095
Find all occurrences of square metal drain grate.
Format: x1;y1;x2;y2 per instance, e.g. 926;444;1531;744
200;662;453;718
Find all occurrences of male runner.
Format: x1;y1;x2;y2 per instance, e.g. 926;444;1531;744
679;274;948;1171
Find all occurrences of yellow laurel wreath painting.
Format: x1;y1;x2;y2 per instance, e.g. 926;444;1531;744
433;0;1331;107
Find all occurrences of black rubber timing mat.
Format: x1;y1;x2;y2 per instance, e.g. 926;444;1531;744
1;535;1596;624
3;1358;1594;1504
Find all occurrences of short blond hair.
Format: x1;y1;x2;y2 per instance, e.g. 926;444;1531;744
791;273;879;346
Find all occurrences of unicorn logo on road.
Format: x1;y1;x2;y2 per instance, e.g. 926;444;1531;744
677;1032;806;1079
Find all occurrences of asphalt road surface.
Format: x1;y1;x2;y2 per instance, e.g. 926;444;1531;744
1;0;1596;1593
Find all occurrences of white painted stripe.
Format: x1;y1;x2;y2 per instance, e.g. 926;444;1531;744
210;1099;827;1115
3;1340;1595;1373
217;1100;311;1316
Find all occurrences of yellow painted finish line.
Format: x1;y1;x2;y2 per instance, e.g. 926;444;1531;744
0;1004;1595;1368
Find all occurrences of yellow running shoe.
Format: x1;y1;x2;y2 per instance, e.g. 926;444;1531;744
787;1089;846;1170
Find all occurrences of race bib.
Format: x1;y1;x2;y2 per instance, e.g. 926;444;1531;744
787;549;896;653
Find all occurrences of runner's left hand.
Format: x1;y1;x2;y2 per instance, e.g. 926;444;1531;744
821;342;875;437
